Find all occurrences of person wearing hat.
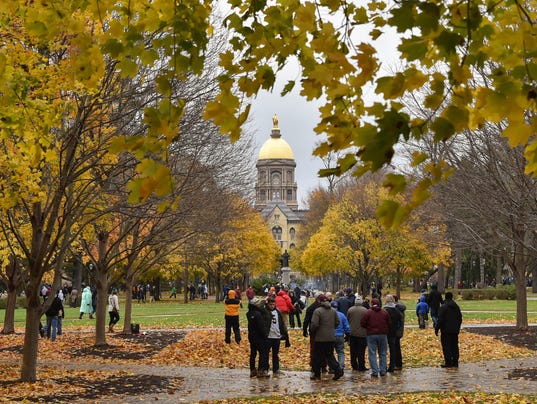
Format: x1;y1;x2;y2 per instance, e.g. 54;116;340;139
435;292;462;368
346;295;368;371
224;289;242;344
360;297;390;377
246;297;270;377
107;288;120;333
303;292;326;375
309;294;344;381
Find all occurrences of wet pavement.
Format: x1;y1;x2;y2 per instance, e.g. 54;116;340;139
65;355;536;403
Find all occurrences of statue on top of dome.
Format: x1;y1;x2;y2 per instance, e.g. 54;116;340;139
272;114;279;129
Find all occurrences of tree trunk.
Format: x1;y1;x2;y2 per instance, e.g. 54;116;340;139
1;257;23;334
437;264;446;293
512;223;529;330
20;288;41;382
533;266;537;293
1;291;18;334
122;273;134;334
72;254;83;292
94;266;108;346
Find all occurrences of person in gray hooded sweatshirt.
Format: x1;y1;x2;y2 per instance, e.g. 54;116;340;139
346;295;368;371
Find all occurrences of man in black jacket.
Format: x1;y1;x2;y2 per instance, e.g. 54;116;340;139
435;292;462;368
427;284;444;329
246;298;270;377
45;292;64;342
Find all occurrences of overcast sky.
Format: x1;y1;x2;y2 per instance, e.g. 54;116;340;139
250;88;324;210
248;26;401;210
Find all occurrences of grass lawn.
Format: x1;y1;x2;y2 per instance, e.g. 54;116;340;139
2;291;537;329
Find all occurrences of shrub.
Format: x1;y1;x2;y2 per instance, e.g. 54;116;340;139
459;286;516;300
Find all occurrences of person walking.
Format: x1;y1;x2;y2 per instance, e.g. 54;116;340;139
309;294;344;381
44;291;64;341
331;301;350;370
416;294;429;329
360;298;390;377
383;294;403;372
275;288;294;328
435;292;462;368
265;296;290;376
289;290;303;329
346;295;368;371
393;295;406;370
79;285;93;319
224;289;241;344
246;297;270;377
108;288;120;333
427;284;444;329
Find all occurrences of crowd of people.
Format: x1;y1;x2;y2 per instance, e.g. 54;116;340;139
227;283;462;380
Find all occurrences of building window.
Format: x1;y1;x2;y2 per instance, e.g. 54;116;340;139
272;190;280;200
290;243;296;249
274;214;280;220
272;172;281;185
272;226;282;241
287;189;293;201
260;190;266;201
289;228;295;240
287;170;293;182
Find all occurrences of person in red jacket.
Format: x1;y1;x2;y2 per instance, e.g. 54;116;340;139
360;298;391;377
275;288;295;328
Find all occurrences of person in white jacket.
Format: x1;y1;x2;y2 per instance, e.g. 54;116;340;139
108;288;120;332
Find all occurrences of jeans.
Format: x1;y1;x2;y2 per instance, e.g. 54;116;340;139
45;315;58;341
266;338;281;372
57;316;63;335
333;336;345;369
430;307;439;328
367;334;388;375
349;335;367;370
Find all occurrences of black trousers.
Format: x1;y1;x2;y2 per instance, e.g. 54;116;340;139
441;332;459;366
349;335;367;370
312;341;341;376
225;316;241;344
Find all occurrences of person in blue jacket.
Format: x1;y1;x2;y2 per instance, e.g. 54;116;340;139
416;295;429;329
331;300;350;370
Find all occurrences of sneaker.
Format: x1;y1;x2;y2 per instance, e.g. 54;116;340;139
310;373;321;380
250;370;257;378
371;373;379;377
258;370;270;378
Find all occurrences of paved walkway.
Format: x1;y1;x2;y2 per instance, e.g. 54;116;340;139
4;324;536;403
54;354;536;403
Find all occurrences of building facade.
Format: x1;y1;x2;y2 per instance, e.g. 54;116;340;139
255;115;307;255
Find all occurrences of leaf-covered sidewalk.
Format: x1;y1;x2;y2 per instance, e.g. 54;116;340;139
0;326;536;403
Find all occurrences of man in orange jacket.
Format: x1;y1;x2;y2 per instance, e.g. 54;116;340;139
224;289;242;344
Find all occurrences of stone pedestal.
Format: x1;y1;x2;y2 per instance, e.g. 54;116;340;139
281;267;291;285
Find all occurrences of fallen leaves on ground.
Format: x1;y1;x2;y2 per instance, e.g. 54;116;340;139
152;328;535;370
204;392;536;404
0;327;535;403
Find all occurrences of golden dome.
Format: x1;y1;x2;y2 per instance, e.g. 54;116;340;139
259;136;295;160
